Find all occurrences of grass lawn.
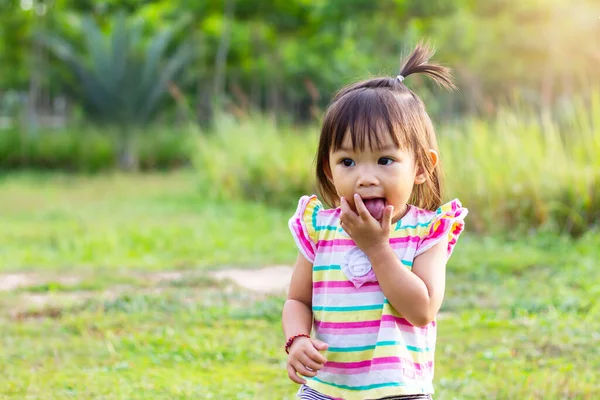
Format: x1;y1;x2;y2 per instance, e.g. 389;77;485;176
0;172;599;399
0;171;295;272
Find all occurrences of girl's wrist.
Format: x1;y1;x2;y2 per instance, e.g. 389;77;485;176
285;333;311;354
363;241;392;259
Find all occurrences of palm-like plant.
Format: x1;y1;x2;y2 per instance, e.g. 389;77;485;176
40;12;194;169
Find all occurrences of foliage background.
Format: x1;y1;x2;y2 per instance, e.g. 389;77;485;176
1;1;599;398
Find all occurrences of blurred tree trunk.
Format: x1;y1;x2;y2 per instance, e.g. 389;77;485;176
118;128;138;171
197;79;213;129
250;28;262;112
213;0;235;111
195;30;213;129
268;51;281;122
458;68;485;115
25;11;44;136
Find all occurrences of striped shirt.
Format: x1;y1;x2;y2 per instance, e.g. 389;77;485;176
289;195;467;400
297;384;433;399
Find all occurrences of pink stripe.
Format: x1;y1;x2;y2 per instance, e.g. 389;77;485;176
413;208;435;217
325;356;433;371
448;237;457;251
323;363;429;376
294;217;315;259
317;242;418;254
313;281;379;289
390;242;417;251
314;319;381;329
313;317;434;335
389;235;421;244
418;214;465;256
317;326;379;335
419;224;448;247
320;208;341;216
380;321;432;335
381;314;436;327
380;316;435;335
312;284;381;294
381;315;411;326
318;236;420;248
317;239;355;247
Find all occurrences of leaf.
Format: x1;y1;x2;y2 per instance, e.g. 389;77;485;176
40;11;194;128
138;41;194;123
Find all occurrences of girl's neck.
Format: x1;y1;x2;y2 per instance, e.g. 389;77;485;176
391;204;411;224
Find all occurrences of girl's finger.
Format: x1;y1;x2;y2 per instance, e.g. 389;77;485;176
311;337;329;351
383;205;394;231
287;364;306;384
353;194;371;220
340;197;358;223
294;361;317;377
299;353;323;371
307;347;327;365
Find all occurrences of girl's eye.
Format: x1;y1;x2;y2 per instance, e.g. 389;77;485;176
378;157;394;166
341;158;355;167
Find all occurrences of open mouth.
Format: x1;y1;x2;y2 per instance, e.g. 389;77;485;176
361;197;387;220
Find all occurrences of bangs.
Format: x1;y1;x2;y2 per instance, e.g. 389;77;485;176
327;89;413;152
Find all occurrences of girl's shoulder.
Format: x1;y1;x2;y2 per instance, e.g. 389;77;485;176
406;199;467;225
399;199;468;259
288;195;340;262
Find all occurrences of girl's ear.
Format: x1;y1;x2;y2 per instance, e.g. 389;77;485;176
414;150;438;185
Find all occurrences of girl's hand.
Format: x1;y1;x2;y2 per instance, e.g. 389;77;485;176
286;337;329;384
340;194;394;255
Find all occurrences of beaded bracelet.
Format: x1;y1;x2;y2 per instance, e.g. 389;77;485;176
285;333;311;354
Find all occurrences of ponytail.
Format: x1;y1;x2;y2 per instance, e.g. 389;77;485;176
397;42;456;90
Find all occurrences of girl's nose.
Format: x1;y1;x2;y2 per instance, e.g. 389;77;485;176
357;172;378;187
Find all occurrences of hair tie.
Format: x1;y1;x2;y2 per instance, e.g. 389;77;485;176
396;75;405;83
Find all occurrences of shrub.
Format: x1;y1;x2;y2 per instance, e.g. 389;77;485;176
194;97;600;235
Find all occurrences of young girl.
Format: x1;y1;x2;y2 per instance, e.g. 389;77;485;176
282;44;468;400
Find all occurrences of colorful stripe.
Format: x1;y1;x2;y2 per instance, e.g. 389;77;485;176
327;342;432;353
312;304;383;312
325;356;433;371
313;265;341;271
313;281;379;289
311;376;405;391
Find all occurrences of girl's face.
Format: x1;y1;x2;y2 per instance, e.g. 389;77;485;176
327;132;432;222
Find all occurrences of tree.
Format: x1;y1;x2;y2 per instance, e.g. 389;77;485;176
40;10;194;169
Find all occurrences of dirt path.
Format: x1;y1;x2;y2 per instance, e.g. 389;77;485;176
0;274;36;291
0;266;293;297
211;265;293;294
0;267;292;319
0;273;80;291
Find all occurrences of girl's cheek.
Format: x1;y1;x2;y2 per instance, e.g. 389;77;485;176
347;199;357;213
340;196;355;212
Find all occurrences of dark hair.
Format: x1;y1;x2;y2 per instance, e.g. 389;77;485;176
315;42;455;211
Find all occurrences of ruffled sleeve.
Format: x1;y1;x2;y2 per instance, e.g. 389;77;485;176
288;195;321;263
415;199;468;259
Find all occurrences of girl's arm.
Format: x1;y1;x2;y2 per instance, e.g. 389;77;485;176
366;236;448;327
283;252;328;384
282;252;314;338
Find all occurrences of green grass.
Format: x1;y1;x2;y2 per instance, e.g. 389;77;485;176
0;172;599;399
0;171;295;272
